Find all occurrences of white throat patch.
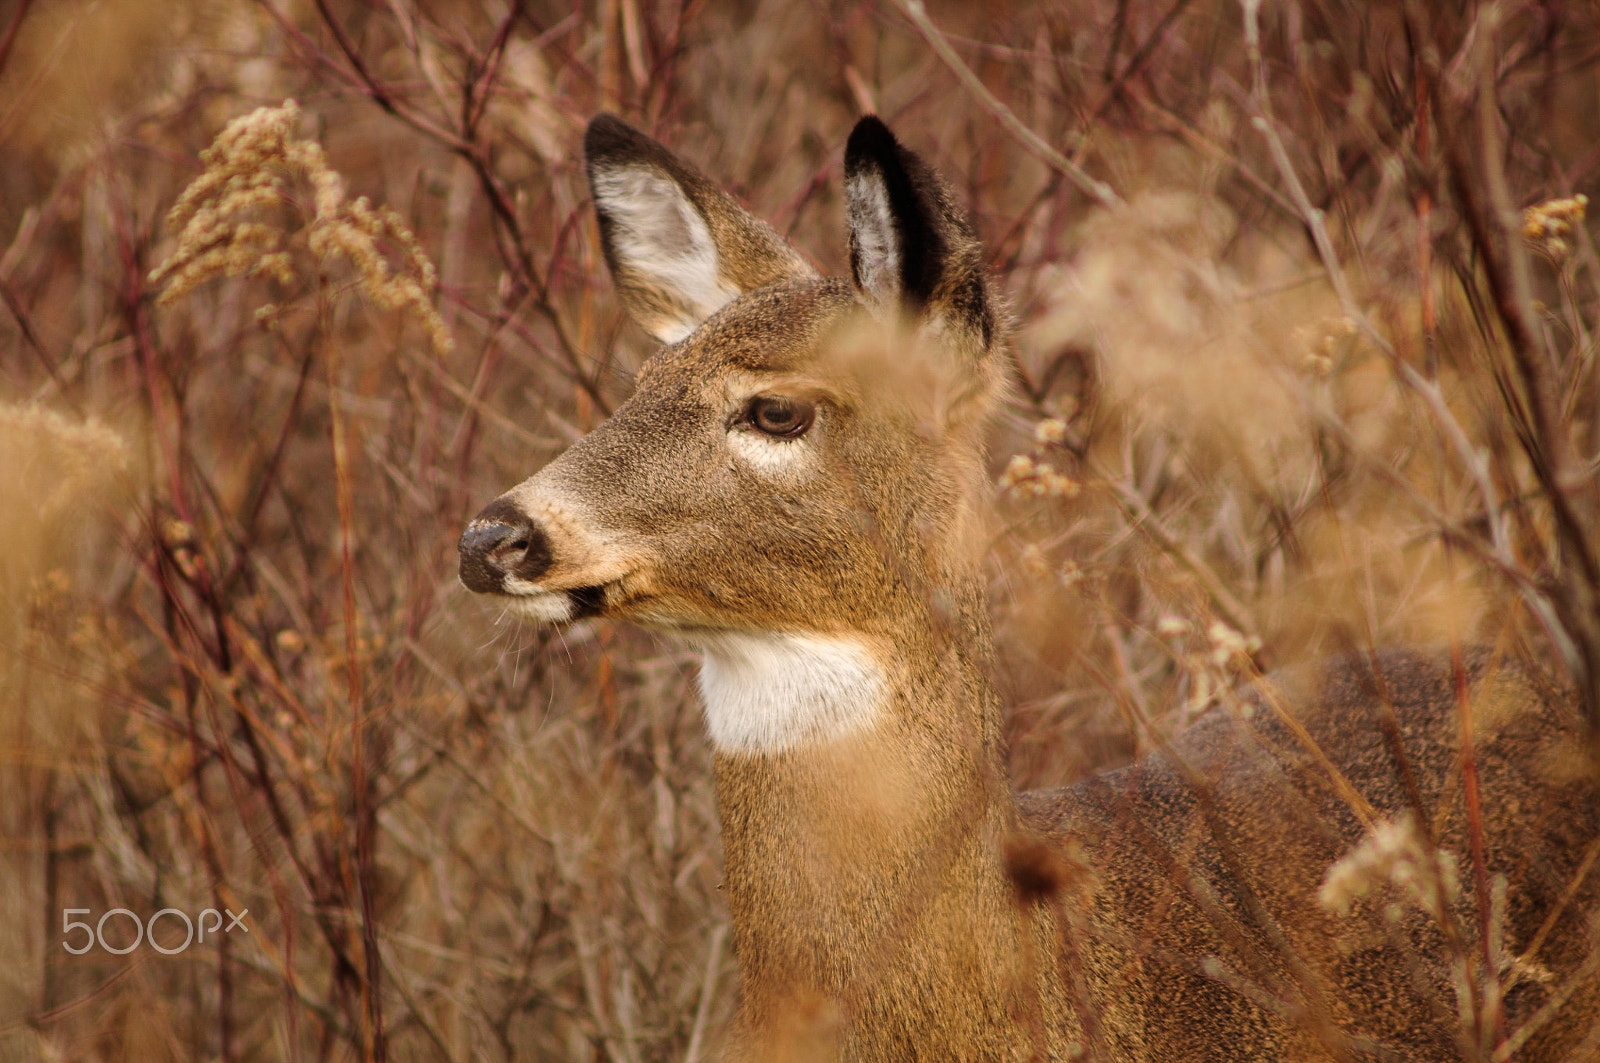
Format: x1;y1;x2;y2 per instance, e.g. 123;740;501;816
693;631;887;754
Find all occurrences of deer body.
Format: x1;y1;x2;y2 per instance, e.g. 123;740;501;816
458;115;1600;1061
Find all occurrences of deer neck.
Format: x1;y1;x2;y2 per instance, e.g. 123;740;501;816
698;600;1028;1046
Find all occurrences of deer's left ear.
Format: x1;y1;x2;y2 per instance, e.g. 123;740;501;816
586;114;817;344
844;116;997;355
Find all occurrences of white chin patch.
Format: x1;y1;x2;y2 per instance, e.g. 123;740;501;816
501;577;575;623
692;631;886;754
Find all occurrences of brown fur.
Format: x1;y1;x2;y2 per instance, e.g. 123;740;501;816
459;116;1600;1061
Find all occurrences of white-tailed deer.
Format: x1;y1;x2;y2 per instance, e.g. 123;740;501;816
458;114;1600;1061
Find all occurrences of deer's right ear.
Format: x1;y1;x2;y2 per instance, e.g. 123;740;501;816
585;115;816;344
844;116;996;356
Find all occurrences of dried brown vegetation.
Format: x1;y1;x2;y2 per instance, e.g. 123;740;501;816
1;1;1598;1060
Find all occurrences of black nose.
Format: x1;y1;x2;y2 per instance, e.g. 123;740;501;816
458;497;553;593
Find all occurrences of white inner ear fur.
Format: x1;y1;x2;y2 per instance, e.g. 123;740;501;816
592;165;740;340
846;168;900;308
693;631;887;753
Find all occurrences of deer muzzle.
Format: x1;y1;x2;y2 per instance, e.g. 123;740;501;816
457;496;553;594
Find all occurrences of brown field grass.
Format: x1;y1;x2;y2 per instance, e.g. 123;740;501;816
1;0;1598;1059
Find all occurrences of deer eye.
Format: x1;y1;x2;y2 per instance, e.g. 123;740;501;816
743;395;816;439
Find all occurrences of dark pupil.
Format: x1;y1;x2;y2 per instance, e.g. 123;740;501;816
753;397;809;436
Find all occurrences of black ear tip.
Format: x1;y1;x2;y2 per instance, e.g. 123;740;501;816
845;115;901;174
585;113;645;162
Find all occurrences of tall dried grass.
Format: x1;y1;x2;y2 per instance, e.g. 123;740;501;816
0;1;1596;1060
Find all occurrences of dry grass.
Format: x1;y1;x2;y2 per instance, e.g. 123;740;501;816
0;1;1597;1060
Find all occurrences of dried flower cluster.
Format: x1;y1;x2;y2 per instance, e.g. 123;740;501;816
1151;616;1262;721
1032;417;1068;446
1319;813;1461;922
1000;454;1080;498
149;100;453;355
1522;194;1589;259
1000;420;1079;499
1296;316;1357;376
1204;620;1259;666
